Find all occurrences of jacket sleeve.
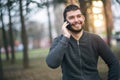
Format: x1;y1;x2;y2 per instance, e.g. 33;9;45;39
96;36;120;80
46;36;69;69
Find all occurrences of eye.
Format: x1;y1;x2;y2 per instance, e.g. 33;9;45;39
69;16;74;20
77;14;83;18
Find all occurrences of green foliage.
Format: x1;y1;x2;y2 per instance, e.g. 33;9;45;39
53;0;66;3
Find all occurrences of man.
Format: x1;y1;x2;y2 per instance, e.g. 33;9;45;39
46;4;119;80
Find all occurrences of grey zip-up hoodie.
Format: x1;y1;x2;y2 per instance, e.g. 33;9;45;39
46;31;119;80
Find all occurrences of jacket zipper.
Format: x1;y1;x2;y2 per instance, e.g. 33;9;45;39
77;40;85;80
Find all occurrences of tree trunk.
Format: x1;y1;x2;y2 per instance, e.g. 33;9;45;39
19;0;29;68
103;0;113;46
47;0;52;44
78;0;89;31
0;47;4;80
8;0;15;64
0;11;9;61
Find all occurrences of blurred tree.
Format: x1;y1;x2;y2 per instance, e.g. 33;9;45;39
53;0;66;3
66;0;80;6
27;21;43;39
0;48;3;80
19;0;29;68
116;0;120;4
103;0;113;46
0;28;3;80
78;0;89;31
0;0;47;67
0;9;10;61
53;3;64;35
46;0;52;43
26;21;44;48
7;0;15;64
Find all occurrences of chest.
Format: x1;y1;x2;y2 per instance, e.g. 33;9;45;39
64;40;99;64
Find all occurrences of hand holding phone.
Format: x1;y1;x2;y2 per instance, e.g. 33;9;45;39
62;21;71;38
64;20;71;30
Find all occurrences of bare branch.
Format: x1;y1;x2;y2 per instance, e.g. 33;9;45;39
116;0;120;4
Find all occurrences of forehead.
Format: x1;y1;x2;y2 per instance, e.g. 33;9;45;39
66;10;82;17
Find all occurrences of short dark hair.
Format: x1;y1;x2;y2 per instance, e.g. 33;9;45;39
63;4;81;21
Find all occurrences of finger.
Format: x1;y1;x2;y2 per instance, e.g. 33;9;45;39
63;22;69;28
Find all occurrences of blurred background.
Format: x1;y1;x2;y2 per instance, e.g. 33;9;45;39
0;0;120;80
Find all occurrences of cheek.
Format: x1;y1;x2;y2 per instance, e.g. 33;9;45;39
79;18;84;22
80;17;85;21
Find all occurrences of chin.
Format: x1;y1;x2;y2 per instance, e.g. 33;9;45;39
73;27;82;30
69;27;83;33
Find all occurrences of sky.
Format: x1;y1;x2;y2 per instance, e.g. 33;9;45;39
111;0;120;32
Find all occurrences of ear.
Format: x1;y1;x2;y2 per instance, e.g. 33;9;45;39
81;15;85;25
82;15;85;21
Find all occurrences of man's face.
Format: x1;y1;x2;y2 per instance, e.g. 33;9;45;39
66;9;85;32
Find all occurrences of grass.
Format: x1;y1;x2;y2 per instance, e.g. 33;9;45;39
1;48;49;60
2;48;62;80
1;47;120;80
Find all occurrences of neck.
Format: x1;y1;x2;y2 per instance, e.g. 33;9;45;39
71;30;83;40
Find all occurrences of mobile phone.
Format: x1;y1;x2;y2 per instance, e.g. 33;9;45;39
64;20;71;30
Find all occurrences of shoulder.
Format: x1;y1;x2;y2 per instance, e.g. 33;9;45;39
84;31;104;42
52;35;63;42
85;31;101;38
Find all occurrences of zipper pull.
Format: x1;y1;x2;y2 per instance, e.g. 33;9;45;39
77;40;79;45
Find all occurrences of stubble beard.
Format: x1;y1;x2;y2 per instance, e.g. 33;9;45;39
69;22;84;33
69;27;83;33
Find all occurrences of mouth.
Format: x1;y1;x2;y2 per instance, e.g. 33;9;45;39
72;21;83;26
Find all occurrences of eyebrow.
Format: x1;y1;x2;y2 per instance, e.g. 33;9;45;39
68;13;82;17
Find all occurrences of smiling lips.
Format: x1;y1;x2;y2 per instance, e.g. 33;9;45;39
72;21;83;27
